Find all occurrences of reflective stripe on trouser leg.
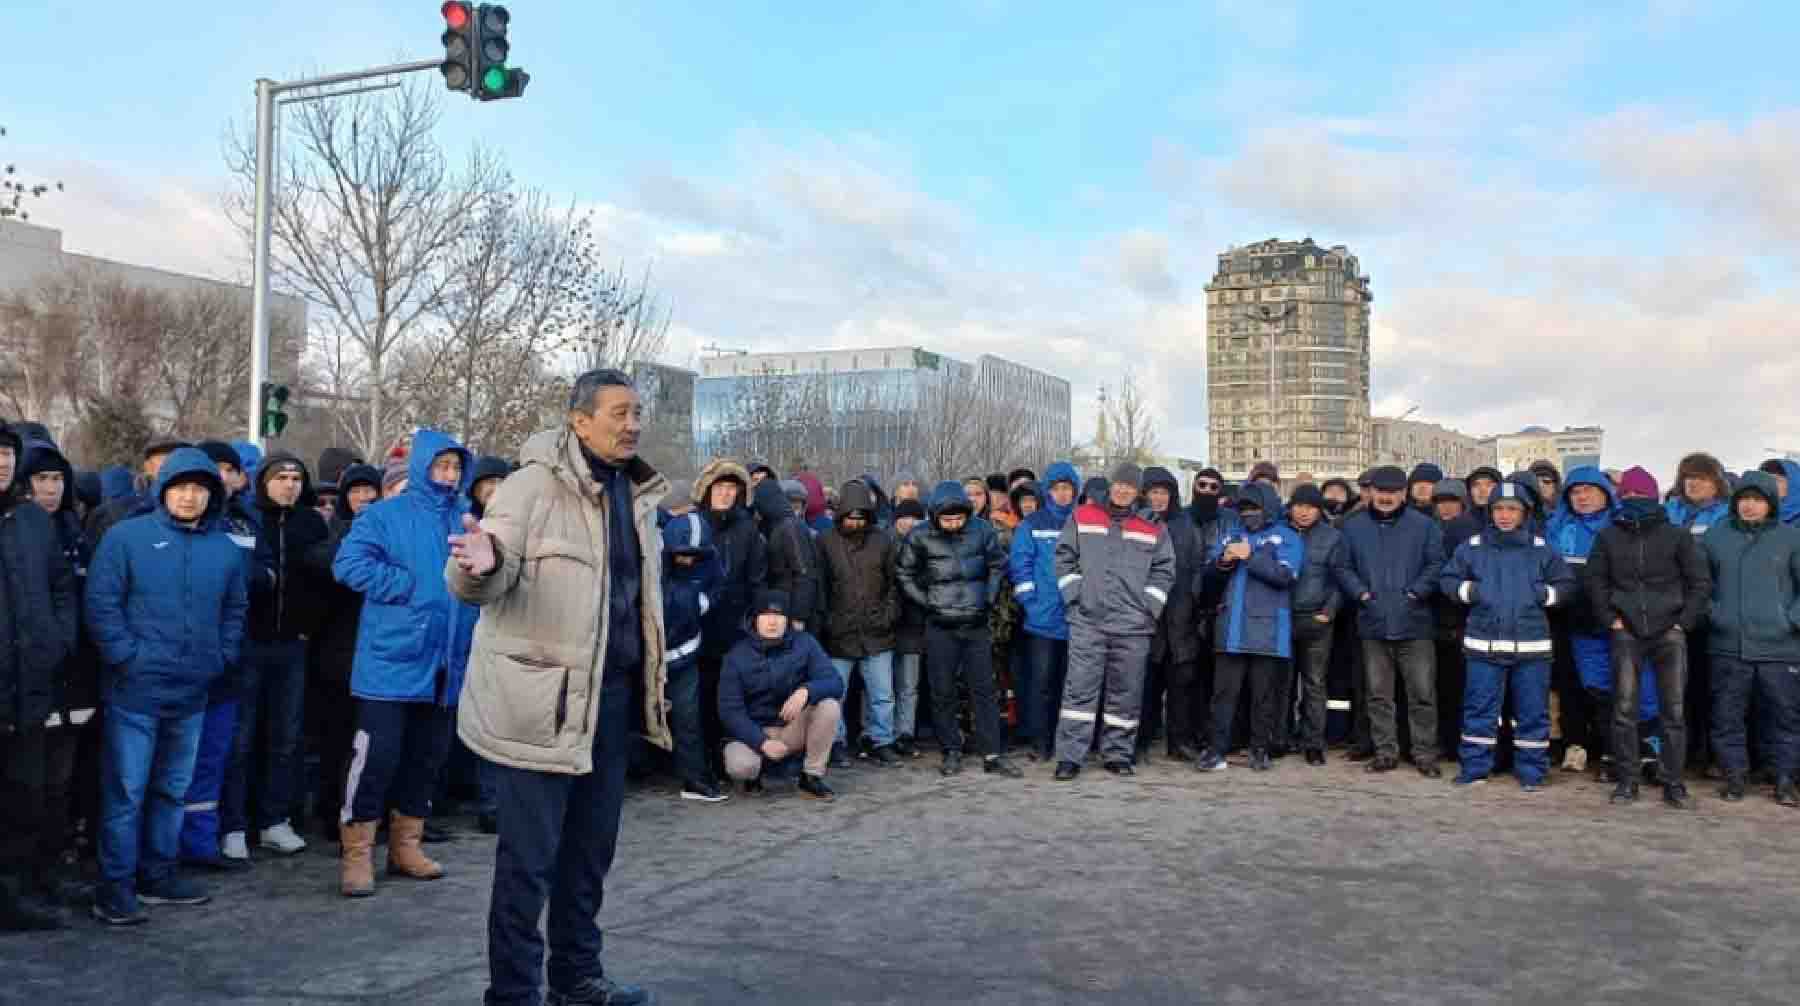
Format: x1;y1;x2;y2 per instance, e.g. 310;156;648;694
1460;659;1505;780
1054;616;1107;765
1100;632;1152;764
179;698;237;861
1509;659;1553;785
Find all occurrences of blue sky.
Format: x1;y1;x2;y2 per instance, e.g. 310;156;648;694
9;1;1800;475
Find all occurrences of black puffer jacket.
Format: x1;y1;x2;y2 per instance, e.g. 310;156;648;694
754;478;824;631
17;437;99;722
818;482;900;659
1143;469;1205;663
695;460;766;659
302;463;381;684
0;428;80;733
1588;502;1711;639
249;451;332;642
896;481;1005;629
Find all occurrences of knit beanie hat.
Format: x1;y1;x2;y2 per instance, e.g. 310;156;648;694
1110;462;1143;488
894;499;926;522
382;456;409;493
196;439;241;471
1248;461;1280;484
1288;483;1326;509
1617;466;1659;500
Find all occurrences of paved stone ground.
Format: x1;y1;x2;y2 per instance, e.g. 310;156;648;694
4;751;1798;1006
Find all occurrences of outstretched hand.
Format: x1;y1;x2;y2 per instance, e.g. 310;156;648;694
450;514;497;576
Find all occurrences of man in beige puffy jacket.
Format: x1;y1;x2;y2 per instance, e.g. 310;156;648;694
447;368;667;1006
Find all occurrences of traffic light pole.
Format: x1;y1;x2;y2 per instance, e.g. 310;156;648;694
246;58;441;447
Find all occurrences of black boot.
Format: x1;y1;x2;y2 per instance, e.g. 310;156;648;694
1610;779;1639;805
1776;776;1799;808
0;871;65;932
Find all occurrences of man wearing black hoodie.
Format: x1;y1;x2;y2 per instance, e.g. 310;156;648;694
220;453;330;859
1143;466;1207;761
692;460;766;779
0;426;81;930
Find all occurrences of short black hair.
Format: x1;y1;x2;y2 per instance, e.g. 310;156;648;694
567;369;635;414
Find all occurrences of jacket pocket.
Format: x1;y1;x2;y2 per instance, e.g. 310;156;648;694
478;652;571;747
367;605;430;666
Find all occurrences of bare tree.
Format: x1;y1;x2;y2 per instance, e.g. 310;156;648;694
711;365;830;473
1099;369;1160;469
0;278;79;432
1;124;63;221
153;286;302;440
227;79;505;459
566;253;672;374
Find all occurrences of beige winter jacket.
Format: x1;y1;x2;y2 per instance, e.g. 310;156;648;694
448;426;671;775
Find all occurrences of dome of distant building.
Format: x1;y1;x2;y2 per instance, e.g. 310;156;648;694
1520;425;1550;434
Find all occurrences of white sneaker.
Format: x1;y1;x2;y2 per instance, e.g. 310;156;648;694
258;821;308;855
221;831;250;861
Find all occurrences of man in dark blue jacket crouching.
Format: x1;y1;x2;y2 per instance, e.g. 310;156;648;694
718;591;844;799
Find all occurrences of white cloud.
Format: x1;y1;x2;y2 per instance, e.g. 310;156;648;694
35;158;243;282
1115;228;1179;301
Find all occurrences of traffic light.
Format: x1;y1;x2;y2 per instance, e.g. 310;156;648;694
473;5;529;101
439;1;475;93
261;382;290;438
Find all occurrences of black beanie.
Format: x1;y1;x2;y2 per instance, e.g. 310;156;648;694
196;439;241;470
1289;483;1326;509
894;499;926;521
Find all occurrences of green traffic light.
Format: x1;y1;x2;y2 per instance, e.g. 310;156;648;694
482;66;508;93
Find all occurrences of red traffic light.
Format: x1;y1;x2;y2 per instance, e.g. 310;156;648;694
441;1;471;30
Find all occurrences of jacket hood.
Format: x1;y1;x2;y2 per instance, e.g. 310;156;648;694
1547;465;1616;552
17;438;76;514
154;447;228;524
1142;465;1181;506
928;479;974;520
1733;470;1783;512
1777;460;1800;525
1466;466;1504;488
1557;465;1617;512
333;463;382;521
837;480;877;519
1039;461;1081;524
1235;481;1284;519
1529;459;1563;484
470;455;513;490
406;428;472;508
1501;471;1544;513
255;449;318;510
232;440;262;475
315;446;363;488
795;471;827;522
75;469;102;510
660;510;717;557
8;421;54;448
1080;476;1110;506
100;465;136;502
752;476;794;527
694;459;750;509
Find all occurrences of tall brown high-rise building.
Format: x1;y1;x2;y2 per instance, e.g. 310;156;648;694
1205;237;1373;479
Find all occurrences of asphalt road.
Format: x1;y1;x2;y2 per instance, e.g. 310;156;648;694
5;752;1797;1006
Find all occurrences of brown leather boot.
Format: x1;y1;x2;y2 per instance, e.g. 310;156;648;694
386;813;445;880
338;821;377;898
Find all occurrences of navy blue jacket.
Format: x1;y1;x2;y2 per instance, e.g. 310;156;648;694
660;511;719;671
1335;504;1444;641
333;430;478;705
1701;473;1800;663
1206;484;1303;658
1440;523;1576;664
84;448;250;718
717;625;846;749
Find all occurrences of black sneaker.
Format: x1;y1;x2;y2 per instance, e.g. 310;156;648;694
742;777;765;796
797;773;835;801
984;756;1023;778
1663;783;1695;810
1103;760;1135;777
546;974;651;1006
1364;755;1399;774
478;812;499;834
1417;759;1443;779
1610;780;1639;805
1720;775;1747;802
940;752;964;777
1168;743;1201;763
89;890;147;928
138;874;210;906
1054;761;1080;781
871;745;903;768
1776;777;1799;808
1304;749;1326;767
829;742;852;770
893;736;919;759
680;781;730;804
1249;749;1272;772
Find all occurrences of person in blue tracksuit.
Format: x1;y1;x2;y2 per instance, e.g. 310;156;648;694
1667;452;1732;775
330;429;477;894
85;448;249;924
1008;461;1080;760
1546;466;1659;779
1442;480;1576;790
1756;458;1800;528
661;511;723;802
1196;482;1303;773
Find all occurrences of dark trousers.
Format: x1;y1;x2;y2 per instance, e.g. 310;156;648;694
1711;656;1800;779
1158;655;1202;753
1685;629;1713;766
484;682;632;1006
697;655;726;777
1210;653;1284;755
312;680;358;829
1613;629;1688;785
926;625;1002;757
1022;634;1068;758
1293;619;1335;751
223;639;308;833
665;658;711;788
343;700;453;824
1435;635;1466;759
1364;638;1438;762
1337;619;1371;752
0;727;80;877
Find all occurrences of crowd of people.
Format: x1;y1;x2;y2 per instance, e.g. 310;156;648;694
4;380;1800;1000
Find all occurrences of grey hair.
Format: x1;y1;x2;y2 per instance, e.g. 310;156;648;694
567;368;636;415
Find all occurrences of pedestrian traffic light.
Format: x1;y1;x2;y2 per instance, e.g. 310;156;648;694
440;1;476;93
473;5;529;101
261;382;290;438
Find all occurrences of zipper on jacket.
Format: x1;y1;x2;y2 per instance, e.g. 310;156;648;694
1637;534;1648;634
275;511;287;635
555;668;571;732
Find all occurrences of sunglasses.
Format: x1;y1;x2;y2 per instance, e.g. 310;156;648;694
1195;481;1222;491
